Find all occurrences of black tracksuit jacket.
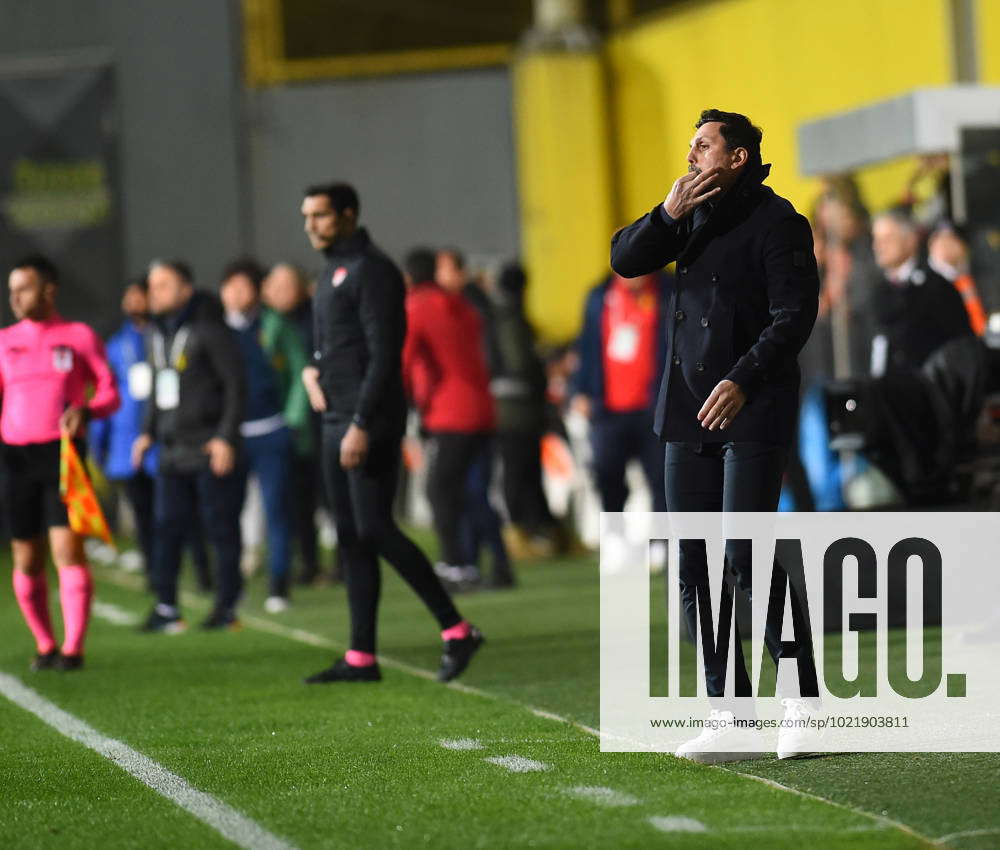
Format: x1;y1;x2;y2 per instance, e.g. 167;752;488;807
312;228;408;440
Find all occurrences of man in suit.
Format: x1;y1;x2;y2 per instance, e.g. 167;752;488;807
611;109;820;763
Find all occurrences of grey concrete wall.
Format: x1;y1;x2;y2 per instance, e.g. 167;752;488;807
0;0;246;289
247;68;520;276
0;1;521;290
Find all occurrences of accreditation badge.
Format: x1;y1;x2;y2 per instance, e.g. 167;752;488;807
607;323;640;362
127;361;153;400
155;368;181;410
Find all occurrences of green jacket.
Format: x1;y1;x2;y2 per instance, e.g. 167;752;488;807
259;307;312;455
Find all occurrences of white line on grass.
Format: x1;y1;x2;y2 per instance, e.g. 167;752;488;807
484;755;552;773
95;570;938;846
564;786;640;807
937;827;1000;845
0;672;298;850
92;599;141;626
648;816;708;833
439;738;484;751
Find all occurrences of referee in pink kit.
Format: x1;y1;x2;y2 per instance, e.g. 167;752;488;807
1;255;119;672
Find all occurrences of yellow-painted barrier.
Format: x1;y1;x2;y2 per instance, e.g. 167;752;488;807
513;50;617;342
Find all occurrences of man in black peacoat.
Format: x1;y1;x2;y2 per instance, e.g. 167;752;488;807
610;110;821;763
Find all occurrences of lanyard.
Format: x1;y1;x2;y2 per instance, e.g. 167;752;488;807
152;327;190;370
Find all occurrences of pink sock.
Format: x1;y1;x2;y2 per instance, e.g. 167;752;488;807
345;649;377;667
58;565;93;657
441;620;470;641
12;571;57;654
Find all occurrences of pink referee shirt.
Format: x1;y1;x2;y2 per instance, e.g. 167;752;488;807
0;314;119;445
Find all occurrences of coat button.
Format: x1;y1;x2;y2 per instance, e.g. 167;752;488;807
674;310;685;321
679;266;688;275
672;355;681;365
696;362;705;371
711;273;720;282
700;317;709;327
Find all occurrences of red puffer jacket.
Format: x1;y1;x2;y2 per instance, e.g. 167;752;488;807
402;283;495;433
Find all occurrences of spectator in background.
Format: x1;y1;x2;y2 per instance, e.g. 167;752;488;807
402;249;509;588
262;262;328;585
133;260;246;633
220;258;310;612
89;277;159;580
811;187;878;378
928;220;987;336
869;210;972;375
571;270;670;513
90;278;214;593
490;262;560;557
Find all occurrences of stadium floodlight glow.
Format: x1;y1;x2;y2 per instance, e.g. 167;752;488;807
600;512;1000;753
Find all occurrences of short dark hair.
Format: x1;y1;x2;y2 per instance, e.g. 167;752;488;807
127;273;148;294
438;247;466;270
304;182;360;217
220;257;266;291
12;254;59;285
695;109;763;169
404;247;437;284
149;259;194;284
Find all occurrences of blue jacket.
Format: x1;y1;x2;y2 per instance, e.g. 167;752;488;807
90;320;158;479
572;272;672;418
229;312;283;425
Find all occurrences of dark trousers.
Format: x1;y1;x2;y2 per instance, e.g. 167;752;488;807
460;439;511;577
426;431;488;566
124;470;212;589
291;453;320;579
241;427;293;596
592;410;667;512
497;430;554;533
322;423;461;654
122;471;155;569
153;465;244;613
664;441;819;700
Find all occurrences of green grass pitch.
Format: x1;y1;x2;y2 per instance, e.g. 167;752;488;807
1;535;998;849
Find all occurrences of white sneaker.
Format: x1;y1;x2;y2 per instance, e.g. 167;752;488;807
264;596;289;614
434;563;466;583
777;698;823;759
118;549;145;573
674;709;767;764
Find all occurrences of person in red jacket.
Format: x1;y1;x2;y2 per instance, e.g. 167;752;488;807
402;250;503;587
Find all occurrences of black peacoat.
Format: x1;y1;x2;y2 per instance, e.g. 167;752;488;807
610;163;819;445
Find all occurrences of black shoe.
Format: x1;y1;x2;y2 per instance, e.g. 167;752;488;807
304;658;382;684
437;626;484;682
141;608;187;634
484;571;516;590
55;654;84;672
201;609;240;631
30;650;61;671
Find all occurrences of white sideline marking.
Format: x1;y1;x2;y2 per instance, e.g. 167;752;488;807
439;738;483;751
96;570;937;845
937;827;1000;844
485;755;551;773
92;600;140;626
564;786;639;807
0;673;297;850
649;816;707;833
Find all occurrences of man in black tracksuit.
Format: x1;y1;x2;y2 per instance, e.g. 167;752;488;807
132;260;246;632
611;110;820;763
299;182;482;684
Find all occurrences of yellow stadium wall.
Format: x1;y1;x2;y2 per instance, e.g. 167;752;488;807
519;0;959;342
979;0;1000;83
